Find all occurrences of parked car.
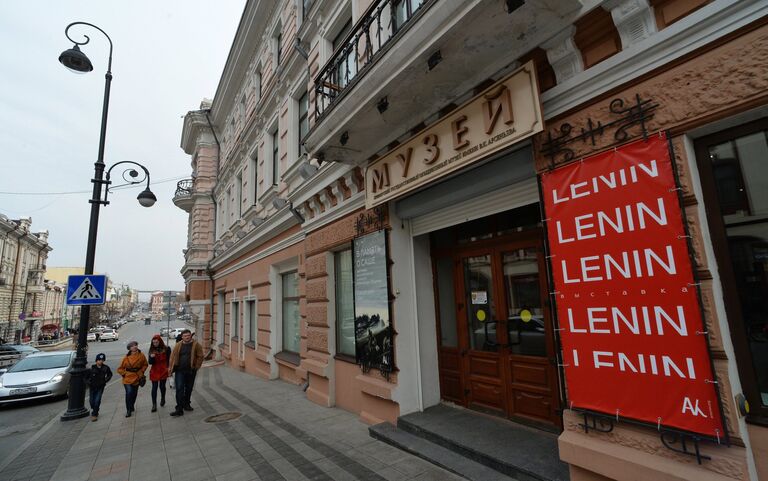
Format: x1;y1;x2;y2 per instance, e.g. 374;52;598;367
0;351;76;404
160;327;171;336
86;331;97;342
0;344;40;369
100;329;118;342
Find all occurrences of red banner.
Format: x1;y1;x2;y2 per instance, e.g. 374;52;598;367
541;133;724;437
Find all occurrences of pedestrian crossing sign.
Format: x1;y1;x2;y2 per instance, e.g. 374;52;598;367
66;275;107;305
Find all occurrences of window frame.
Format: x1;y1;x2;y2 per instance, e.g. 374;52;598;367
217;291;226;347
276;32;283;68
246;299;257;344
298;90;309;156
693;117;768;425
333;247;356;361
279;270;301;361
271;128;280;186
230;296;240;342
331;19;355;89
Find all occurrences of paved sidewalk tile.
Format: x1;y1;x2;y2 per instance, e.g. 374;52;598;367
2;364;464;481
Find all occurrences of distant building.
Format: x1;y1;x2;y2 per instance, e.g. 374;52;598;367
0;216;51;342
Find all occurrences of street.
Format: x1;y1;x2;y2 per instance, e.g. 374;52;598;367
0;319;189;468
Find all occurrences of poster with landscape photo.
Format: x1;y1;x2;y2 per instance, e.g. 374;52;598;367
352;230;393;373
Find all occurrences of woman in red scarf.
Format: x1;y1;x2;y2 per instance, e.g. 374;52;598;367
147;334;171;412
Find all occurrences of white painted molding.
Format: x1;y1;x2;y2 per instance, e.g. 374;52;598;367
341;170;361;195
542;0;768;119
603;0;657;49
541;25;584;84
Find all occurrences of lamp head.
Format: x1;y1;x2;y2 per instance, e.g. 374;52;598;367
137;188;157;208
59;44;93;73
298;162;318;180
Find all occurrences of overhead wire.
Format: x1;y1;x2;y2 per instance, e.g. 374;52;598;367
0;175;187;196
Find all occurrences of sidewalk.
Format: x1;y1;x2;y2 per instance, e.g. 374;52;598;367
0;364;464;481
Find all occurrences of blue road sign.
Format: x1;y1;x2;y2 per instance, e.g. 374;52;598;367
66;275;108;305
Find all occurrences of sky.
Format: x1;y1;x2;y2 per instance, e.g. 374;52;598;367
0;1;245;291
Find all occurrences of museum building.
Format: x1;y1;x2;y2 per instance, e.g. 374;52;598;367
175;0;768;479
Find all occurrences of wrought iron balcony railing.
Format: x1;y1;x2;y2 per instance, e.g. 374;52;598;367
174;179;194;200
313;0;428;121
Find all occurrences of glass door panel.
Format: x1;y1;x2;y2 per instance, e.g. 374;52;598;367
435;257;458;347
503;248;545;357
463;254;497;352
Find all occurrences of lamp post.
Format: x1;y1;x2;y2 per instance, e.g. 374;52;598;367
59;22;157;421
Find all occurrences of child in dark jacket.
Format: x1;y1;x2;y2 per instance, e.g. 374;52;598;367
87;353;113;421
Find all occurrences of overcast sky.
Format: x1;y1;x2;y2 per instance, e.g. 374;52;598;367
0;1;245;291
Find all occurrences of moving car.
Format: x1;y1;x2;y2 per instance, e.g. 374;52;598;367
86;331;97;342
0;344;40;369
100;329;118;342
0;351;76;404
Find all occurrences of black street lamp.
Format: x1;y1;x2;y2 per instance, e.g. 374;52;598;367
59;22;156;421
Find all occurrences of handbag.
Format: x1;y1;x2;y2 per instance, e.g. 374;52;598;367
138;375;147;387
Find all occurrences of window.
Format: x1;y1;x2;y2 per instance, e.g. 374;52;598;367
250;153;258;204
236;172;243;218
231;300;240;340
276;32;283;67
217;292;226;345
298;91;309;156
254;70;262;101
226;187;233;226
694;119;768;422
272;129;280;185
394;0;423;31
334;249;355;357
247;299;256;343
281;271;300;353
332;20;356;88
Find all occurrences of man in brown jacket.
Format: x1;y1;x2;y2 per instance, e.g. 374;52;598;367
168;329;203;416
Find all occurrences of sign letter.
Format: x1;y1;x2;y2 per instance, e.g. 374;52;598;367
451;115;470;150
482;85;515;134
423;134;440;164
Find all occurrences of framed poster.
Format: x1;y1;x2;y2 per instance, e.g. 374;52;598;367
352;229;393;375
541;132;725;438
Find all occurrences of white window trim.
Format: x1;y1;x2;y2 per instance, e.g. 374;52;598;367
230;290;240;342
216;291;226;347
248;144;259;206
269;257;300;369
243;296;257;344
267;121;280;187
236;171;243;219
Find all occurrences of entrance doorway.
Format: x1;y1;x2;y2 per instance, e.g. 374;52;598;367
431;205;562;429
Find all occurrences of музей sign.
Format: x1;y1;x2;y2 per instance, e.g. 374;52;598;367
541;133;724;438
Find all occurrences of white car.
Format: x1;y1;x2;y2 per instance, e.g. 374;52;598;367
100;329;118;342
86;332;97;342
0;351;76;404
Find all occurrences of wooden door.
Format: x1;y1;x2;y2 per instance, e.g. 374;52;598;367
499;242;562;428
433;235;561;428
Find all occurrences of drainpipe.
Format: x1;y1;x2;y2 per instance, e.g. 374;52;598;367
203;108;221;360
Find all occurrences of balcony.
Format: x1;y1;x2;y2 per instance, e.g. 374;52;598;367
314;0;429;121
173;178;195;212
305;0;581;164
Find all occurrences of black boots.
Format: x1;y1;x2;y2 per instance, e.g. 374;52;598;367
151;404;157;413
170;410;183;417
160;397;166;407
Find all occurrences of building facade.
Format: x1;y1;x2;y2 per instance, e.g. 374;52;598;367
0;215;52;343
177;1;768;479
